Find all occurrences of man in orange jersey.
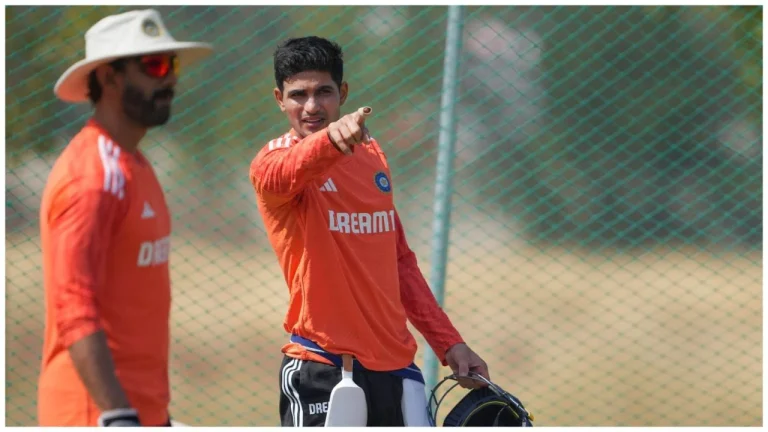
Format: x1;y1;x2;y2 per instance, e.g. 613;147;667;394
250;36;491;427
38;9;212;427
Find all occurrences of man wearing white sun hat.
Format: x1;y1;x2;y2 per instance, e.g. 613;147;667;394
37;8;212;427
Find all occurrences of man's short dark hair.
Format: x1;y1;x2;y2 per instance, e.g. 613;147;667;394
273;36;344;92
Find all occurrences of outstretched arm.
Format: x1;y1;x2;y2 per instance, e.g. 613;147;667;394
249;130;345;204
250;107;373;205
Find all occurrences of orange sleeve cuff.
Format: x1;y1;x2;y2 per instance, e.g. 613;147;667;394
58;318;102;348
55;281;102;348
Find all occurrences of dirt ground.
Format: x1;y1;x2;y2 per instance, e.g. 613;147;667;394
5;229;761;426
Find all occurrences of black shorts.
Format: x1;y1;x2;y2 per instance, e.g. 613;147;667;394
278;355;429;427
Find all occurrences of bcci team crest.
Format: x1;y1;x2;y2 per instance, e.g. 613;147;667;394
141;19;161;37
374;171;391;193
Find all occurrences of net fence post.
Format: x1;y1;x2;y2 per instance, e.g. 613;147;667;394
423;4;464;401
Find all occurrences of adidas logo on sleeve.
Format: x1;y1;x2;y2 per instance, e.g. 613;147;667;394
319;178;338;192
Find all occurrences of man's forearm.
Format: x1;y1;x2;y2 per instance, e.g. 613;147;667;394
68;330;131;411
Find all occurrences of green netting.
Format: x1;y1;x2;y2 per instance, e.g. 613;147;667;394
5;5;762;427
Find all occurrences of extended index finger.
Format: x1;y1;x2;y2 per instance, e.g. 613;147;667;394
354;106;372;124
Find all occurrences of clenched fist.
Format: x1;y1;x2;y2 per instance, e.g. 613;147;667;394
327;107;372;155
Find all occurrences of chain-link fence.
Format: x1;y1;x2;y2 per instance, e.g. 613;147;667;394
6;5;762;426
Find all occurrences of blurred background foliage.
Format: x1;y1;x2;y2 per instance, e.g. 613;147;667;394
7;6;761;248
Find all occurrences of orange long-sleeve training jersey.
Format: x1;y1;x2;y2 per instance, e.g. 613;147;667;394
38;119;172;426
249;128;464;372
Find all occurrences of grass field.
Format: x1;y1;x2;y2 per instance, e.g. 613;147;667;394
6;225;762;426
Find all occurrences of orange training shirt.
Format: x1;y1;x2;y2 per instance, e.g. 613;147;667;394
250;128;463;372
38;119;172;426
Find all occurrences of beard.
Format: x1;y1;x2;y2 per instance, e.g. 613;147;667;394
121;83;174;127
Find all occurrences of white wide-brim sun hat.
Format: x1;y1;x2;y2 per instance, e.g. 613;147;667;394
54;8;214;103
